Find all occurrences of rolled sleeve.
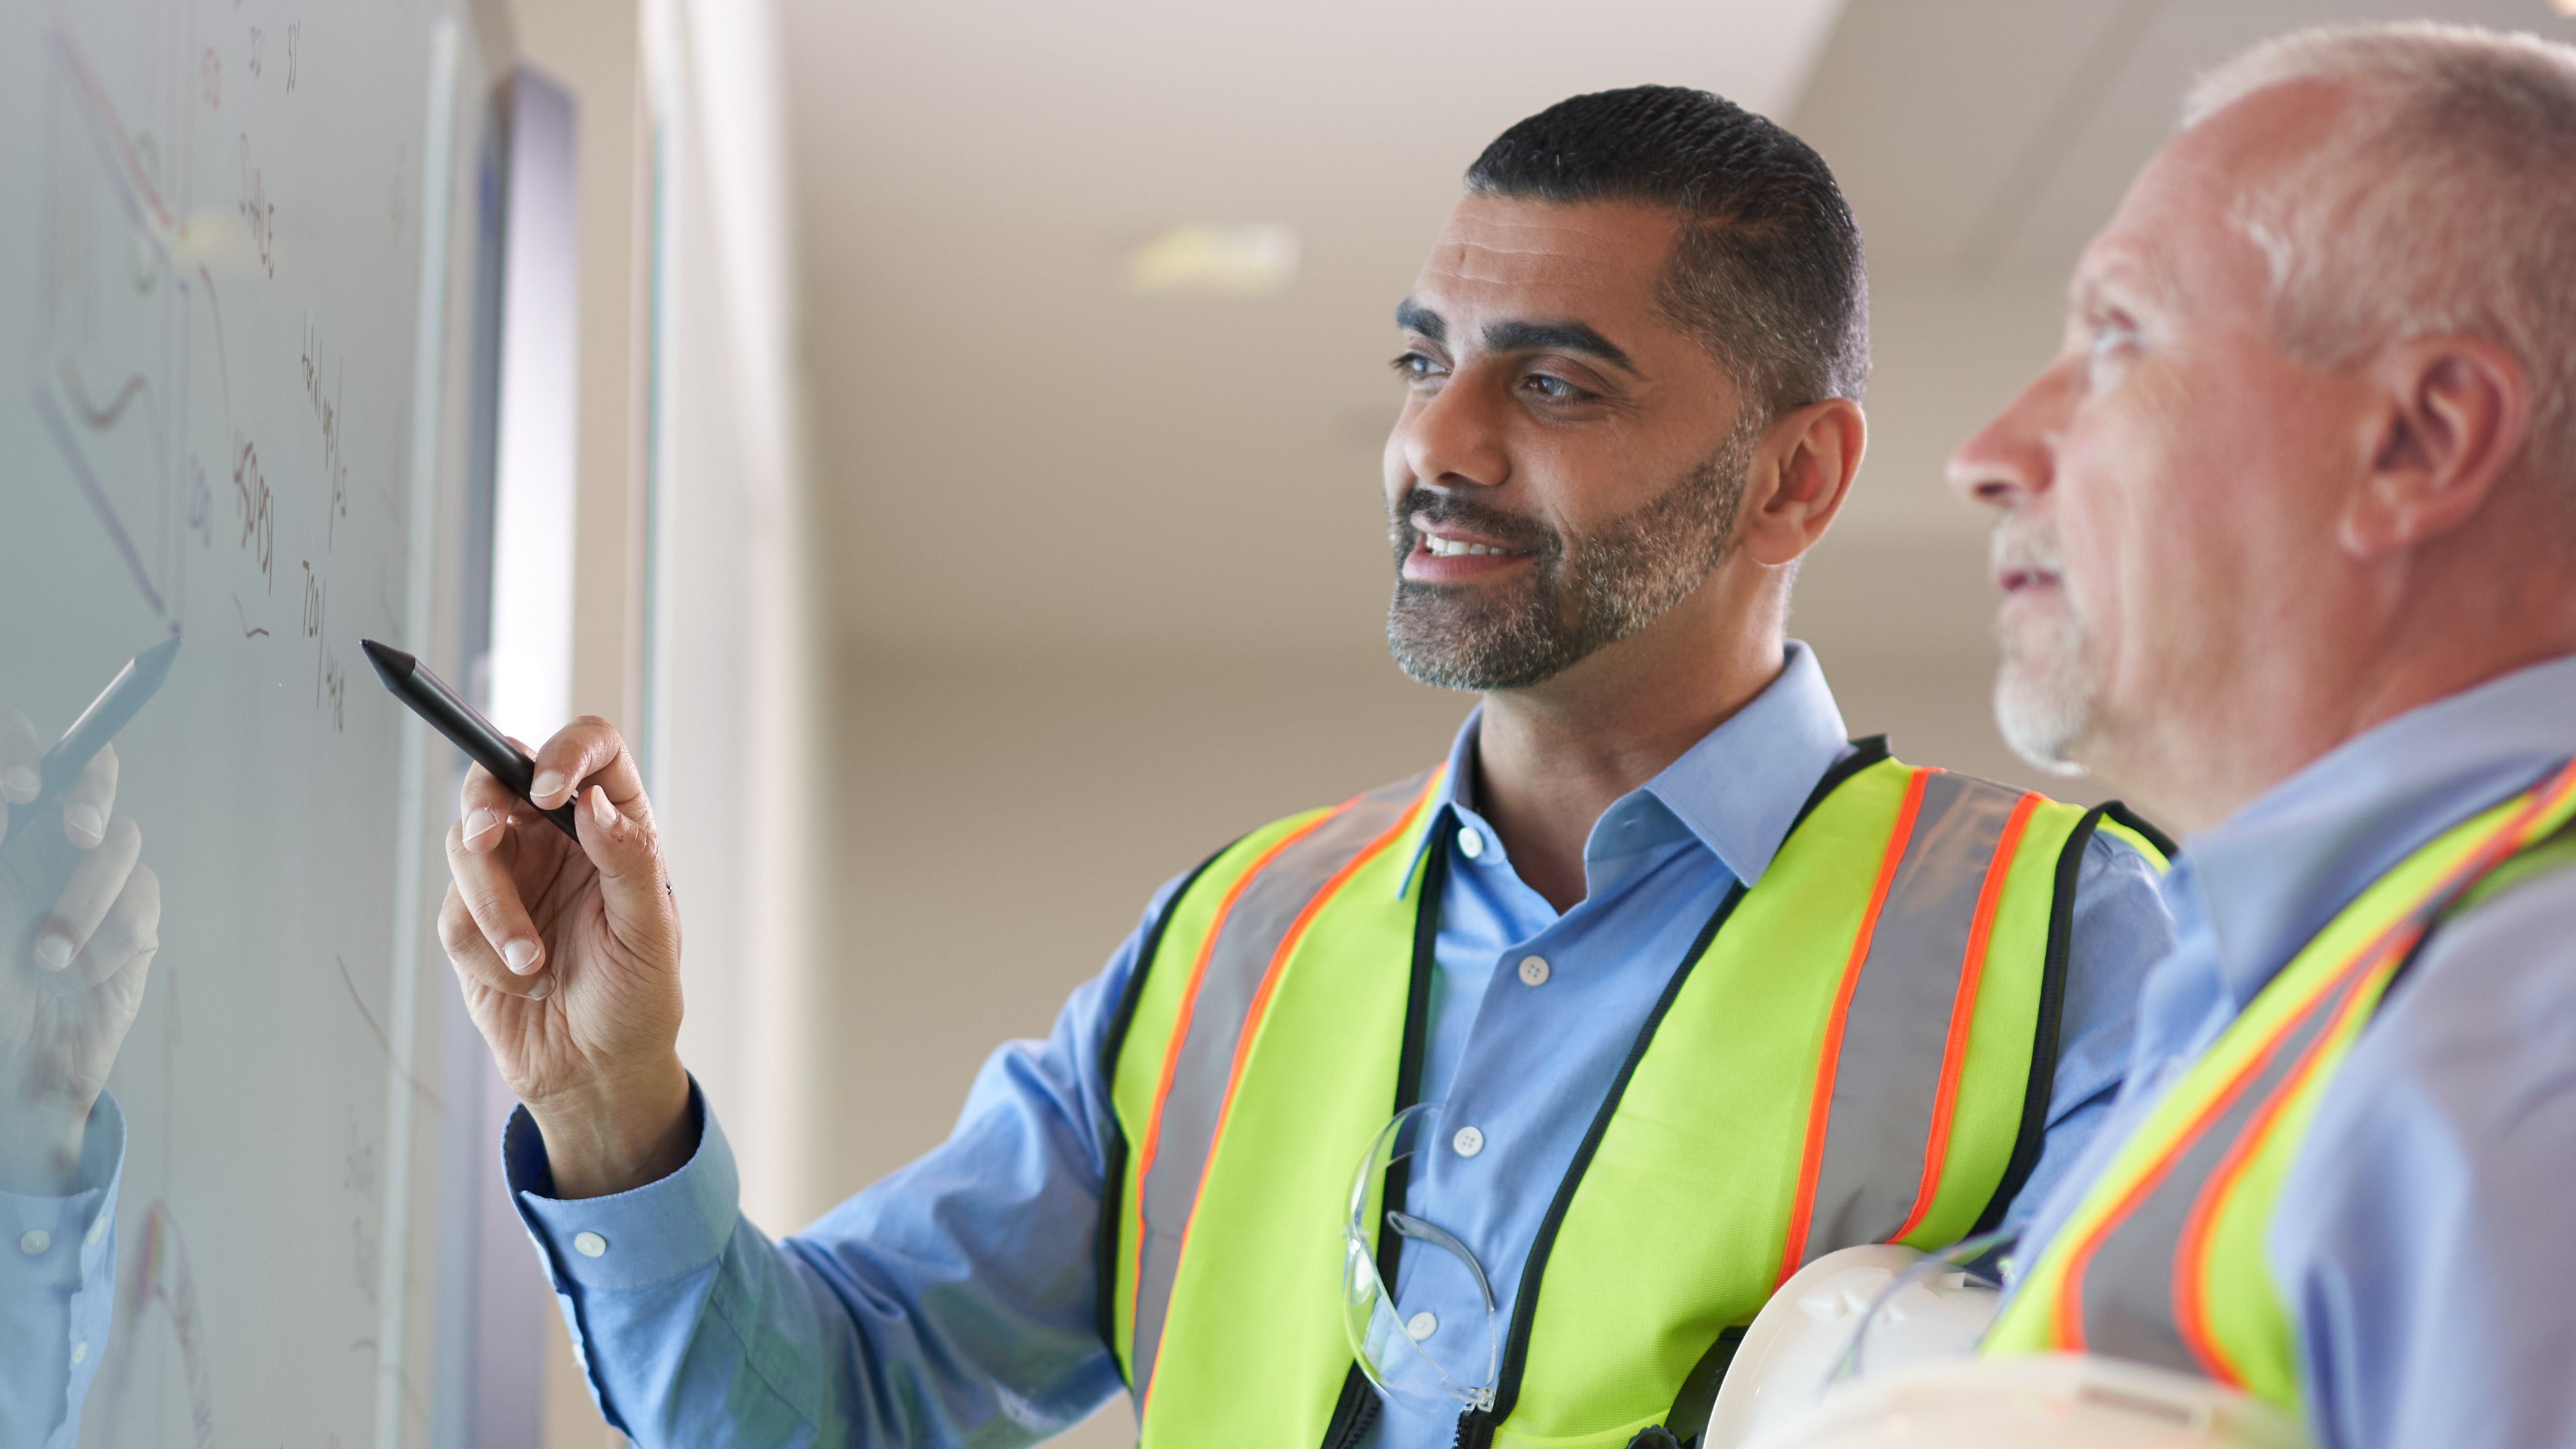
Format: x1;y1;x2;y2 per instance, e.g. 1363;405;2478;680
0;1094;124;1449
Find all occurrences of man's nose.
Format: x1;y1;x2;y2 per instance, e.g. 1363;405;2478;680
1947;365;2066;510
1397;369;1511;493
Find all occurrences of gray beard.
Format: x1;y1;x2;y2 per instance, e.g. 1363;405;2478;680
1386;425;1755;692
1994;607;2098;778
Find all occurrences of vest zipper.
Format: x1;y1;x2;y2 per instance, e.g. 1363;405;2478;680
1319;1366;1381;1449
1452;745;1882;1443
1315;813;1452;1449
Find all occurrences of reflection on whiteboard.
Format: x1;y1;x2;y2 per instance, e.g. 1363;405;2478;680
0;1;485;1446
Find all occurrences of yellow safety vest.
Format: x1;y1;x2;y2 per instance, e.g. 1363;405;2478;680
1988;759;2576;1423
1101;740;2164;1448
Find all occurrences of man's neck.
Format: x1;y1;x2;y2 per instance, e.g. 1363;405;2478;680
2113;540;2576;835
1471;596;1786;912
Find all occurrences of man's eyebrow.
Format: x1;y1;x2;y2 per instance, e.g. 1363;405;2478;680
1482;318;1639;376
1394;300;1445;343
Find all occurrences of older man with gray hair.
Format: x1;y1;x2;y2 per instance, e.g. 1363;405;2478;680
1950;21;2576;1448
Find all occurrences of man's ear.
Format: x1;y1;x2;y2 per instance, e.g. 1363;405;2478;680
2340;336;2528;558
1740;397;1865;567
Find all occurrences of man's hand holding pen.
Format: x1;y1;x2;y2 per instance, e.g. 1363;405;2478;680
440;717;694;1200
0;713;159;1196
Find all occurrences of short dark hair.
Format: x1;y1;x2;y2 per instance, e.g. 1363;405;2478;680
1466;85;1869;418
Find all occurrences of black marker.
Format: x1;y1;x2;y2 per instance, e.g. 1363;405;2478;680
361;639;579;840
34;635;183;807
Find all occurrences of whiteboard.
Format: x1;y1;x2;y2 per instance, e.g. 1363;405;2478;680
0;1;493;1444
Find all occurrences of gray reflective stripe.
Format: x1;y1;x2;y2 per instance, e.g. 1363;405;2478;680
1129;771;1433;1408
1802;771;2031;1264
2077;971;2352;1376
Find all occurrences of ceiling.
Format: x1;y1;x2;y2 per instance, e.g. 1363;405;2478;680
778;0;2576;660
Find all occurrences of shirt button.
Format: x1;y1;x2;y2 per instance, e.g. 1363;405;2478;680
572;1231;608;1259
1452;1126;1484;1158
84;1214;105;1247
69;1340;87;1367
1406;1311;1439;1341
1456;827;1484;861
18;1230;48;1256
1517;956;1550;987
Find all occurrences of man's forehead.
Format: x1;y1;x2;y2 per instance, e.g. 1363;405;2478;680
1412;194;1676;310
2071;80;2350;317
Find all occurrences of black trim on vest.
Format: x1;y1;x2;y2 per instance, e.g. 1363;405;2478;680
1094;841;1238;1370
1657;1325;1746;1447
1817;736;1893;817
2100;800;2179;861
1454;882;1750;1449
1453;742;1889;1449
1320;812;1455;1449
1969;803;2106;1238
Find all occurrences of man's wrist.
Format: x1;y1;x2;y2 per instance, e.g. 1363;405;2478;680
526;1057;695;1200
0;1097;91;1197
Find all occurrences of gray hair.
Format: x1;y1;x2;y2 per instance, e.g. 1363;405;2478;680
2184;23;2576;488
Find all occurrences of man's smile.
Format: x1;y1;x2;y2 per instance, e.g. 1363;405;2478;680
1403;520;1538;584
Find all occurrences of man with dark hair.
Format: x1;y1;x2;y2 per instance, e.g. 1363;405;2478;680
436;88;2174;1449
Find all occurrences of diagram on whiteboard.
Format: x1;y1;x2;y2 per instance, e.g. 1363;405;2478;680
2;0;467;1445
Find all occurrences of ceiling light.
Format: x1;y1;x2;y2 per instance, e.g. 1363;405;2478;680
2556;0;2576;16
1123;224;1300;296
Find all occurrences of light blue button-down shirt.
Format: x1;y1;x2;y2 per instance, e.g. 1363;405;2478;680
0;1096;124;1449
498;641;2173;1448
2007;651;2576;1449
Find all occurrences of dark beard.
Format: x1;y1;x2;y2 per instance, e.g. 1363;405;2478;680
1385;425;1756;691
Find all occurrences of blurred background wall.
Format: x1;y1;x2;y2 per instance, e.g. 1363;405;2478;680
512;0;2576;1442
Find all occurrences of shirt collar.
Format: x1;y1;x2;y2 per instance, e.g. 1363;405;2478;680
1398;639;1851;895
2179;649;2576;1007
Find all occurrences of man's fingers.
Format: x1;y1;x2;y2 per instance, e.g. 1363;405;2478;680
56;743;116;850
60;861;158;992
0;711;40;841
437;884;552;1001
442;820;547;979
528;717;647;815
575;783;659;883
457;761;529;855
26;814;142;973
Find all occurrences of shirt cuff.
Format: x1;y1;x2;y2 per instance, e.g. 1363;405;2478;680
503;1079;741;1292
0;1093;125;1288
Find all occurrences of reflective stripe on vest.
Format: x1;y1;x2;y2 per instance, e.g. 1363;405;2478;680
1986;759;2576;1413
1788;771;2046;1274
1107;749;2120;1449
1125;768;1444;1413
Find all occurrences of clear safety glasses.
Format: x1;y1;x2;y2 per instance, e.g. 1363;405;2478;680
1342;1103;1500;1416
1828;1228;2014;1386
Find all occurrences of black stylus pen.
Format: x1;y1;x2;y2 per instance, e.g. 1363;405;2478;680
361;639;580;840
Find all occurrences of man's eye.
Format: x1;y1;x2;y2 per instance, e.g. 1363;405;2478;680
2088;320;2141;361
1390;351;1442;382
1524;373;1588;402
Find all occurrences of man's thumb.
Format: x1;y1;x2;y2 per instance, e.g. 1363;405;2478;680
577;785;670;917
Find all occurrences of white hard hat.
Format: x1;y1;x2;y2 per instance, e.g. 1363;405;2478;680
1705;1243;2007;1448
1702;1242;2307;1449
1737;1353;2309;1449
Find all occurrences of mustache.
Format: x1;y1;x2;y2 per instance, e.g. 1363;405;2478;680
1988;516;2065;577
1391;486;1560;558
